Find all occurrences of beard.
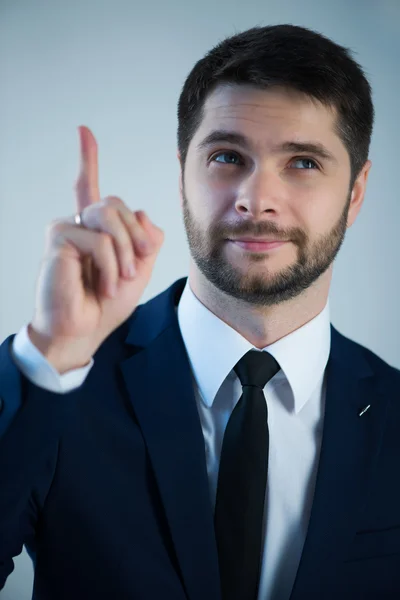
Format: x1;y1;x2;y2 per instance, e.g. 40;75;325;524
182;189;351;307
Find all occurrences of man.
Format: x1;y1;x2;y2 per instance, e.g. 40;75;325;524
0;23;399;600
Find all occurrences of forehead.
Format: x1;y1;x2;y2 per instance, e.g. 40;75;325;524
194;84;346;156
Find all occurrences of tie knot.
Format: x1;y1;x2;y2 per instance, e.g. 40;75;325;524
234;349;280;389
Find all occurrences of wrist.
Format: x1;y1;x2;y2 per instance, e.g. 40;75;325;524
27;324;95;374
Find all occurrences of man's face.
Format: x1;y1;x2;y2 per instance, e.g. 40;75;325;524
180;84;364;306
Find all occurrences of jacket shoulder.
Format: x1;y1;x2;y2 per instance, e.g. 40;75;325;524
332;325;400;382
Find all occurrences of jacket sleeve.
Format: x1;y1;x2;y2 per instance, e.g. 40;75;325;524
0;336;23;439
0;335;73;589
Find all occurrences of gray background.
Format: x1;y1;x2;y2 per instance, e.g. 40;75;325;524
0;0;399;597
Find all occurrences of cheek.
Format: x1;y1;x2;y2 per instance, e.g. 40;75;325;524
187;177;233;223
290;188;343;236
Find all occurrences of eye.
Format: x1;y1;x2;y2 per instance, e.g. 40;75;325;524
289;157;319;170
211;152;243;165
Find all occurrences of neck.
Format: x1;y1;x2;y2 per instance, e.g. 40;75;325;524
188;264;332;348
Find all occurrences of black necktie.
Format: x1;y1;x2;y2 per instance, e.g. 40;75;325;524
214;349;281;600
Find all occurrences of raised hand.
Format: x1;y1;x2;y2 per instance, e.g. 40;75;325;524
28;126;164;373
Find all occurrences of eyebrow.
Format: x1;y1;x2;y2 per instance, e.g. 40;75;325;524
196;130;338;164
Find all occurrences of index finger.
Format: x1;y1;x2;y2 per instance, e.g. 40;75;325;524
75;125;101;211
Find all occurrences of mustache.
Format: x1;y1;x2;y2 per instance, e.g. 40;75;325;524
209;221;300;242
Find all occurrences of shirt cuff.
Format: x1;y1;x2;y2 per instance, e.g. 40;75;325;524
11;325;94;394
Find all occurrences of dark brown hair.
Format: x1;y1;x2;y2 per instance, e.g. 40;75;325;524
177;24;374;186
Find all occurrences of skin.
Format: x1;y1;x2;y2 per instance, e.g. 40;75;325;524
178;84;371;348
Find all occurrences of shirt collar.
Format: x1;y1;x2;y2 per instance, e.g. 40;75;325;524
177;281;331;414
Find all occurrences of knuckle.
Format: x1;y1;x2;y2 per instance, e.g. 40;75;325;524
124;210;136;226
128;214;145;236
103;195;124;208
99;204;117;225
131;213;144;232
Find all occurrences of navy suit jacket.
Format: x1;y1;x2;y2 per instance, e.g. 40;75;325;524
0;277;399;599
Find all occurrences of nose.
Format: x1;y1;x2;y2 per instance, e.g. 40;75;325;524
235;168;288;219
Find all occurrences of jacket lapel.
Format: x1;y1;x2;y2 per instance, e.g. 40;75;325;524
290;325;392;599
120;279;221;600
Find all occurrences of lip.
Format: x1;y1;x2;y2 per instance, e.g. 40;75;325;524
228;239;288;252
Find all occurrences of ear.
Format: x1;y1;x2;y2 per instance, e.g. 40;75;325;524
346;160;372;228
177;151;184;208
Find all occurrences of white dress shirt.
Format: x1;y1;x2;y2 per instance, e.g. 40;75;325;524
11;281;331;600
